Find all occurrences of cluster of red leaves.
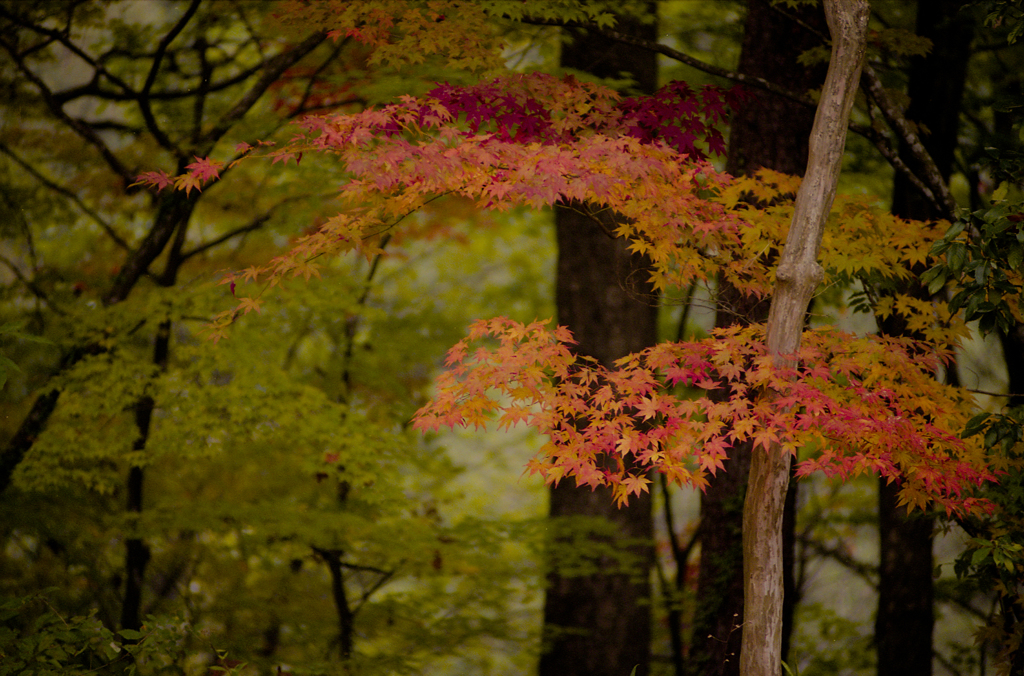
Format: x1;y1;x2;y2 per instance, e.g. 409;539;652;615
426;75;743;160
413;318;995;515
134;156;224;196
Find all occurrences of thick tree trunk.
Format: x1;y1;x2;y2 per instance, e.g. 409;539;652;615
740;4;868;676
540;14;658;676
542;206;658;676
877;4;974;674
690;3;826;674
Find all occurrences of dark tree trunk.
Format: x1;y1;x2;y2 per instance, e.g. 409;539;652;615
539;14;658;676
877;3;973;675
120;319;171;631
313;547;355;659
120;204;192;631
875;479;935;676
689;3;825;675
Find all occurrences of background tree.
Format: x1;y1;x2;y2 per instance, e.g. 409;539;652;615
0;2;555;673
874;3;975;675
540;9;659;676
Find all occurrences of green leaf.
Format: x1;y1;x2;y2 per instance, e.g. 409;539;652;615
1009;245;1023;271
946;241;967;274
921;266;946;296
992;181;1010;202
971;546;993;566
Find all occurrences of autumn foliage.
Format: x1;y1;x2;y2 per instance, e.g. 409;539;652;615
138;71;996;517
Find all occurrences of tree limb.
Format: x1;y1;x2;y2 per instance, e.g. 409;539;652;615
181;214;273;261
138;0;202;158
198;32;328;149
860;62;958;219
0;37;134;183
0;141;130;250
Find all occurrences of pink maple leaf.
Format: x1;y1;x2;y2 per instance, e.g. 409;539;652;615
186;156;224;183
133;171;174;192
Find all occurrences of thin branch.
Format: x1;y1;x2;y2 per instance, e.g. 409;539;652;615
0;37;133;183
198;32;328;149
964;387;1024;399
857;112;946;206
0;141;130;250
860;62;958;219
181;214;273;261
0;254;64;315
290;37;348;116
192;38;212;145
539;19;960;218
138;0;202;157
352;565;398;611
524;18;818;108
53;60;267;104
0;5;138;96
340;561;393;576
800;537;877;585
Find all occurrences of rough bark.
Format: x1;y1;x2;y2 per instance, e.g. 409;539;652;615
740;4;868;676
725;0;824;179
689;3;826;674
539;14;658;676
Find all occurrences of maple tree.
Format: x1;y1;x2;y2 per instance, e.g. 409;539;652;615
7;0;1024;673
133;3;1008;675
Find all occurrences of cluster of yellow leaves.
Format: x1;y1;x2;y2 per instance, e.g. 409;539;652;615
715;168;969;349
272;0;636;75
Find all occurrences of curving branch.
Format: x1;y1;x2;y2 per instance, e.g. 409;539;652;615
0;35;134;183
0;141;130;251
198;31;328;149
0;4;138;96
522;17;819;108
137;0;202;157
181;214;272;261
52;60;267;105
860;62;959;219
0;253;62;315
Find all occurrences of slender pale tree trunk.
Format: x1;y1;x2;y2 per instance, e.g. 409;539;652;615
740;2;869;675
690;4;827;673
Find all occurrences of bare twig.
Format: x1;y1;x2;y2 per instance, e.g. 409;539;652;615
0;36;134;183
199;32;327;149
